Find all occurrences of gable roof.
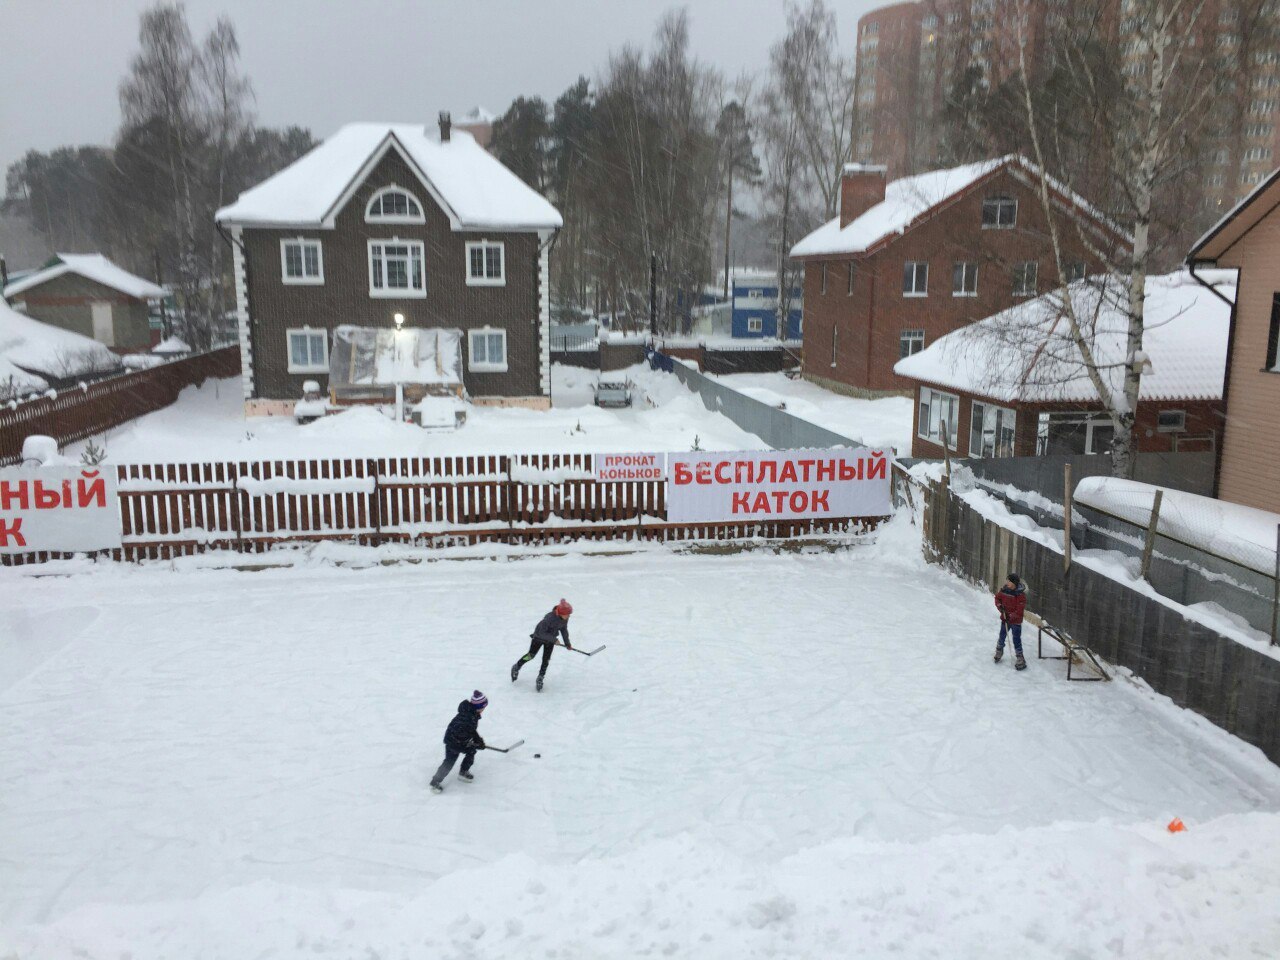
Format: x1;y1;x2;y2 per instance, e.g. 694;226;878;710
0;297;121;396
1188;166;1280;263
215;123;562;231
4;253;166;300
892;270;1234;405
790;154;1126;259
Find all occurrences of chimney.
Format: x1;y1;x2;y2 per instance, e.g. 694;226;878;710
840;163;887;228
438;110;452;143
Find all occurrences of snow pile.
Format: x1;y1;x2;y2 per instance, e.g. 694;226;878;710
509;464;595;484
237;476;376;497
3;253;166;301
152;336;191;355
1076;476;1279;576
0;298;120;398
215;124;561;230
894;270;1233;403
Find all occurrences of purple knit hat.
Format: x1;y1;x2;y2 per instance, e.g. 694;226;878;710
469;690;489;710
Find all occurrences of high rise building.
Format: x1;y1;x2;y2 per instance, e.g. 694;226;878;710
852;0;1274;211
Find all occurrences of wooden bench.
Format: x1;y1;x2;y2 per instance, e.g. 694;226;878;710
1028;611;1109;681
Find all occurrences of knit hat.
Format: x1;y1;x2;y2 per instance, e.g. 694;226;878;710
555;598;573;617
1007;573;1021;586
469;690;488;710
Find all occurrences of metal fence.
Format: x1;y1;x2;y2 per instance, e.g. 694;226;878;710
649;349;866;451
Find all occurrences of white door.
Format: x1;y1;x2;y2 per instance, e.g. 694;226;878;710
90;301;115;347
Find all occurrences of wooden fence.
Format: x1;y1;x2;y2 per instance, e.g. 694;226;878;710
3;453;878;564
0;346;241;465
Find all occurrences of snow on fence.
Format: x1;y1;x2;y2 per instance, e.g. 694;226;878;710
2;452;879;564
0;346;241;466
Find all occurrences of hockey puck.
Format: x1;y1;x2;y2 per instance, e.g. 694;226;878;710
534;753;541;758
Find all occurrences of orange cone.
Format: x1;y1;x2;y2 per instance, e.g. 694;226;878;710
1167;817;1186;833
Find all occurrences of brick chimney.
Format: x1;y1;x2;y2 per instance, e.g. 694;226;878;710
438;110;452;143
840;163;887;228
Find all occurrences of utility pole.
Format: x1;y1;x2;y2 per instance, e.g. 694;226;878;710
649;253;657;337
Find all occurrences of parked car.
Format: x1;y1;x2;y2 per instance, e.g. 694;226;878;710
594;380;632;408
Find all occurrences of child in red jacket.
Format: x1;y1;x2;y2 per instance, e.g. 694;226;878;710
994;573;1028;670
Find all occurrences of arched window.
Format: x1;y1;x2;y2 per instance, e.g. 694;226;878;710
366;186;425;223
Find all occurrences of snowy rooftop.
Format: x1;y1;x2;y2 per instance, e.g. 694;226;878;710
152;336;192;355
893;270;1233;404
3;253;166;300
456;106;497;124
790;155;1122;258
215;123;561;231
0;297;120;399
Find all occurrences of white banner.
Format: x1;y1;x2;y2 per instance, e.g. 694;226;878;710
592;452;666;482
666;449;893;522
0;467;121;554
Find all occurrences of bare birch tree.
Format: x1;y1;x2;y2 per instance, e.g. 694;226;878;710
1011;0;1213;477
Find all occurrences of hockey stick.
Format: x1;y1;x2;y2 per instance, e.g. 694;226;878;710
483;740;525;754
556;642;607;656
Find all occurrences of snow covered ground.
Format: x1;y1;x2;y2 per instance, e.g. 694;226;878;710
68;364;766;463
707;371;914;453
3;517;1279;958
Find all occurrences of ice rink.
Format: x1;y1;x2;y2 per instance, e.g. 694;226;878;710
3;521;1280;957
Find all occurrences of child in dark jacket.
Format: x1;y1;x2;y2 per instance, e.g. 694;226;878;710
430;691;487;793
994;573;1029;670
511;599;573;691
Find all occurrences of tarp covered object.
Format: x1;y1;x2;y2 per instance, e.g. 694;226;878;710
329;326;463;400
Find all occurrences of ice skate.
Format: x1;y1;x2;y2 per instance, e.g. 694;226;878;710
994;645;1004;663
430;782;443;794
536;675;544;692
458;770;474;782
510;661;521;682
1015;654;1027;671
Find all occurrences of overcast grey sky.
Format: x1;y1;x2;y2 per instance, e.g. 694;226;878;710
0;0;879;180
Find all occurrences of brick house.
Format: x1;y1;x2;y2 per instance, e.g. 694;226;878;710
893;270;1231;461
2;253;164;353
214;115;561;415
789;156;1126;395
1188;167;1280;512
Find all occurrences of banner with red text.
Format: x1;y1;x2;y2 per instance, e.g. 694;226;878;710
0;467;121;554
592;452;666;482
666;449;892;522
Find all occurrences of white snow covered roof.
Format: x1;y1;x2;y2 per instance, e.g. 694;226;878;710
893;270;1233;404
1075;477;1278;576
457;106;496;124
3;253;166;300
790;155;1124;259
0;297;120;392
152;336;192;355
215;123;561;231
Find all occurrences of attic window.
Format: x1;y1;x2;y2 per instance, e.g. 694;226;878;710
982;195;1018;229
366;186;425;223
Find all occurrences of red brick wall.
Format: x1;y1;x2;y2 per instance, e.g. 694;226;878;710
906;385;1222;459
801;165;1107;394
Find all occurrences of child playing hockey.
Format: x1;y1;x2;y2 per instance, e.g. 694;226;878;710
511;599;572;691
430;691;487;793
994;573;1028;670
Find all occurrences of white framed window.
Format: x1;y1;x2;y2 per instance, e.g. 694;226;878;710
287;328;329;374
1012;261;1038;297
918;386;959;450
747;317;763;333
365;185;425;223
952;261;978;297
969;401;1017;458
903;260;928;297
1066;261;1087;283
899;328;925;359
748;289;764;300
1157;409;1186;433
368;240;426;298
468;327;508;373
466;241;506;286
981;195;1018;228
280;238;323;285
